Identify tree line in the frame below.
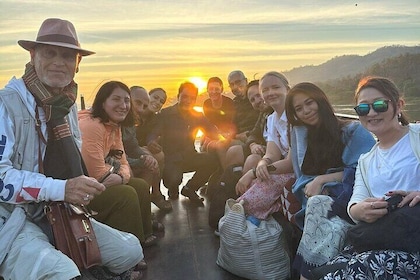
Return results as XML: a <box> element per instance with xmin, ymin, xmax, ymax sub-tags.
<box><xmin>318</xmin><ymin>53</ymin><xmax>420</xmax><ymax>105</ymax></box>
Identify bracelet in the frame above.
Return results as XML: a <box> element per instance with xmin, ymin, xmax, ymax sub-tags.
<box><xmin>252</xmin><ymin>167</ymin><xmax>257</xmax><ymax>178</ymax></box>
<box><xmin>262</xmin><ymin>157</ymin><xmax>272</xmax><ymax>164</ymax></box>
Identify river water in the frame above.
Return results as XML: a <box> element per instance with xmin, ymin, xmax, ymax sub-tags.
<box><xmin>334</xmin><ymin>101</ymin><xmax>420</xmax><ymax>122</ymax></box>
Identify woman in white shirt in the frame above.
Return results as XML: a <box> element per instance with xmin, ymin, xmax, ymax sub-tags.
<box><xmin>323</xmin><ymin>76</ymin><xmax>420</xmax><ymax>279</ymax></box>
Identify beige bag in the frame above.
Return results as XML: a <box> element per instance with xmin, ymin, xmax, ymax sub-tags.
<box><xmin>217</xmin><ymin>199</ymin><xmax>290</xmax><ymax>280</ymax></box>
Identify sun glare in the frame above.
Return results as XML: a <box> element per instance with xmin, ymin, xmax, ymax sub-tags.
<box><xmin>189</xmin><ymin>77</ymin><xmax>207</xmax><ymax>94</ymax></box>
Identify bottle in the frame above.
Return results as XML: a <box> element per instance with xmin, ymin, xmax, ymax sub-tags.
<box><xmin>246</xmin><ymin>215</ymin><xmax>261</xmax><ymax>227</ymax></box>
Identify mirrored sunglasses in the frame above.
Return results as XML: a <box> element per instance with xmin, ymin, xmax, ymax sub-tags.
<box><xmin>354</xmin><ymin>99</ymin><xmax>391</xmax><ymax>116</ymax></box>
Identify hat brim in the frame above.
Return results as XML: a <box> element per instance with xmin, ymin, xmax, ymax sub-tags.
<box><xmin>18</xmin><ymin>40</ymin><xmax>95</xmax><ymax>56</ymax></box>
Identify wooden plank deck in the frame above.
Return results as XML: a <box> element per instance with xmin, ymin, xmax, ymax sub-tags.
<box><xmin>142</xmin><ymin>173</ymin><xmax>246</xmax><ymax>280</ymax></box>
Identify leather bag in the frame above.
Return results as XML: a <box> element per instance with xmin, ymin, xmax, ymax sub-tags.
<box><xmin>45</xmin><ymin>202</ymin><xmax>102</xmax><ymax>269</ymax></box>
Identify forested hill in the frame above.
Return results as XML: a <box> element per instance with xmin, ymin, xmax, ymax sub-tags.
<box><xmin>284</xmin><ymin>45</ymin><xmax>420</xmax><ymax>84</ymax></box>
<box><xmin>315</xmin><ymin>51</ymin><xmax>420</xmax><ymax>105</ymax></box>
<box><xmin>189</xmin><ymin>45</ymin><xmax>420</xmax><ymax>108</ymax></box>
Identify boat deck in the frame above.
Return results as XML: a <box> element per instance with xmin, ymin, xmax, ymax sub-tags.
<box><xmin>142</xmin><ymin>174</ymin><xmax>246</xmax><ymax>280</ymax></box>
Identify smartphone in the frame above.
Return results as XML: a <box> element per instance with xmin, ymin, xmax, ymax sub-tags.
<box><xmin>386</xmin><ymin>194</ymin><xmax>403</xmax><ymax>213</ymax></box>
<box><xmin>98</xmin><ymin>166</ymin><xmax>115</xmax><ymax>183</ymax></box>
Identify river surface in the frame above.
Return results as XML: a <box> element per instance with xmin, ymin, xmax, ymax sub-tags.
<box><xmin>334</xmin><ymin>100</ymin><xmax>420</xmax><ymax>122</ymax></box>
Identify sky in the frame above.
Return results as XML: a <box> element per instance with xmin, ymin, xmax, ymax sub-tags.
<box><xmin>0</xmin><ymin>0</ymin><xmax>419</xmax><ymax>106</ymax></box>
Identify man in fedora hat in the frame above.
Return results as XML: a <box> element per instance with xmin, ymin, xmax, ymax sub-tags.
<box><xmin>0</xmin><ymin>18</ymin><xmax>143</xmax><ymax>279</ymax></box>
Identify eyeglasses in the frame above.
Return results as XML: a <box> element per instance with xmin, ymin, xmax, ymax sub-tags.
<box><xmin>354</xmin><ymin>99</ymin><xmax>391</xmax><ymax>116</ymax></box>
<box><xmin>228</xmin><ymin>79</ymin><xmax>246</xmax><ymax>88</ymax></box>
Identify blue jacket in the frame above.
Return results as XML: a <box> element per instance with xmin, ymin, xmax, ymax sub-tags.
<box><xmin>290</xmin><ymin>121</ymin><xmax>376</xmax><ymax>229</ymax></box>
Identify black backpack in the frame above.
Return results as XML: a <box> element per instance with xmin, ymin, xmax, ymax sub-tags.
<box><xmin>208</xmin><ymin>164</ymin><xmax>243</xmax><ymax>229</ymax></box>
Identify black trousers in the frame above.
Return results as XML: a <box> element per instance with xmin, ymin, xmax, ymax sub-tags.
<box><xmin>163</xmin><ymin>151</ymin><xmax>219</xmax><ymax>194</ymax></box>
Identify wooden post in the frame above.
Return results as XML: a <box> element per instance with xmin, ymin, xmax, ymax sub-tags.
<box><xmin>80</xmin><ymin>94</ymin><xmax>86</xmax><ymax>110</ymax></box>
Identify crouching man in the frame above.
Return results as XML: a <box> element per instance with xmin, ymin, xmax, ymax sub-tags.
<box><xmin>0</xmin><ymin>18</ymin><xmax>143</xmax><ymax>279</ymax></box>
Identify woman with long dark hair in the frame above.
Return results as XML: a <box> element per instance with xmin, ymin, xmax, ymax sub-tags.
<box><xmin>78</xmin><ymin>81</ymin><xmax>158</xmax><ymax>251</ymax></box>
<box><xmin>284</xmin><ymin>82</ymin><xmax>375</xmax><ymax>279</ymax></box>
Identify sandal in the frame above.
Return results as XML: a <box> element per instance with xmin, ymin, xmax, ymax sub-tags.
<box><xmin>142</xmin><ymin>234</ymin><xmax>158</xmax><ymax>247</ymax></box>
<box><xmin>130</xmin><ymin>270</ymin><xmax>143</xmax><ymax>280</ymax></box>
<box><xmin>151</xmin><ymin>193</ymin><xmax>172</xmax><ymax>211</ymax></box>
<box><xmin>152</xmin><ymin>220</ymin><xmax>165</xmax><ymax>233</ymax></box>
<box><xmin>134</xmin><ymin>259</ymin><xmax>148</xmax><ymax>271</ymax></box>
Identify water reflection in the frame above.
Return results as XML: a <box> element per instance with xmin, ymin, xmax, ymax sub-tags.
<box><xmin>334</xmin><ymin>102</ymin><xmax>420</xmax><ymax>122</ymax></box>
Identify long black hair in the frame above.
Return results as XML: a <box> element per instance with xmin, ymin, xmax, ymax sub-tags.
<box><xmin>286</xmin><ymin>82</ymin><xmax>347</xmax><ymax>174</ymax></box>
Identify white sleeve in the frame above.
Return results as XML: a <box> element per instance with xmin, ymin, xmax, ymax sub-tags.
<box><xmin>266</xmin><ymin>113</ymin><xmax>281</xmax><ymax>150</ymax></box>
<box><xmin>347</xmin><ymin>157</ymin><xmax>371</xmax><ymax>223</ymax></box>
<box><xmin>0</xmin><ymin>102</ymin><xmax>66</xmax><ymax>204</ymax></box>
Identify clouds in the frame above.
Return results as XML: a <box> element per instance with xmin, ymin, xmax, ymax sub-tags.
<box><xmin>0</xmin><ymin>0</ymin><xmax>419</xmax><ymax>103</ymax></box>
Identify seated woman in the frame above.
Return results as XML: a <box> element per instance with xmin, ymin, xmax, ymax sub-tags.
<box><xmin>271</xmin><ymin>82</ymin><xmax>375</xmax><ymax>279</ymax></box>
<box><xmin>235</xmin><ymin>71</ymin><xmax>295</xmax><ymax>220</ymax></box>
<box><xmin>322</xmin><ymin>76</ymin><xmax>420</xmax><ymax>279</ymax></box>
<box><xmin>78</xmin><ymin>81</ymin><xmax>158</xmax><ymax>251</ymax></box>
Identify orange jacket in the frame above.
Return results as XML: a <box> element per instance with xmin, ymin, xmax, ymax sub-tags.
<box><xmin>78</xmin><ymin>109</ymin><xmax>130</xmax><ymax>184</ymax></box>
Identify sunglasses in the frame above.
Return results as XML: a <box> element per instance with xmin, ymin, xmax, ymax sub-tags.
<box><xmin>354</xmin><ymin>99</ymin><xmax>391</xmax><ymax>116</ymax></box>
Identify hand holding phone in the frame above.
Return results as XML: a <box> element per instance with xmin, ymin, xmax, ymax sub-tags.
<box><xmin>98</xmin><ymin>166</ymin><xmax>115</xmax><ymax>183</ymax></box>
<box><xmin>386</xmin><ymin>194</ymin><xmax>403</xmax><ymax>213</ymax></box>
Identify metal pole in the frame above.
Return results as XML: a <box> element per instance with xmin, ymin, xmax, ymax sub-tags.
<box><xmin>80</xmin><ymin>94</ymin><xmax>86</xmax><ymax>110</ymax></box>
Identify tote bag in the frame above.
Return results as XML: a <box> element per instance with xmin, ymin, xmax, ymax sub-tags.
<box><xmin>217</xmin><ymin>199</ymin><xmax>290</xmax><ymax>280</ymax></box>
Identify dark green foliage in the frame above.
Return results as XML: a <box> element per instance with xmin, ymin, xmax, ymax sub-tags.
<box><xmin>317</xmin><ymin>53</ymin><xmax>420</xmax><ymax>104</ymax></box>
<box><xmin>283</xmin><ymin>46</ymin><xmax>420</xmax><ymax>120</ymax></box>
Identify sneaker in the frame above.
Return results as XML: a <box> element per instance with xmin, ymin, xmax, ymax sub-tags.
<box><xmin>181</xmin><ymin>187</ymin><xmax>204</xmax><ymax>204</ymax></box>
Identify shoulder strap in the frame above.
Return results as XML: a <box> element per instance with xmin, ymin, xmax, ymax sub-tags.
<box><xmin>35</xmin><ymin>106</ymin><xmax>47</xmax><ymax>174</ymax></box>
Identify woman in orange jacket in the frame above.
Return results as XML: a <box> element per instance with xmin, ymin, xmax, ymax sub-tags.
<box><xmin>78</xmin><ymin>81</ymin><xmax>158</xmax><ymax>249</ymax></box>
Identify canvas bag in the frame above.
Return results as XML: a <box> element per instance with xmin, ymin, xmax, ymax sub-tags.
<box><xmin>217</xmin><ymin>199</ymin><xmax>290</xmax><ymax>280</ymax></box>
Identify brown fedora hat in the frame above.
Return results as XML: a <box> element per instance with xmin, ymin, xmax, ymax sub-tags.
<box><xmin>18</xmin><ymin>18</ymin><xmax>95</xmax><ymax>56</ymax></box>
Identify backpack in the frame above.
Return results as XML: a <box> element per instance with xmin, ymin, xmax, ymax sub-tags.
<box><xmin>208</xmin><ymin>165</ymin><xmax>242</xmax><ymax>229</ymax></box>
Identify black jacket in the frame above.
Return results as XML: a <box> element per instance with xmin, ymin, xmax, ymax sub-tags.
<box><xmin>148</xmin><ymin>104</ymin><xmax>219</xmax><ymax>161</ymax></box>
<box><xmin>232</xmin><ymin>96</ymin><xmax>259</xmax><ymax>134</ymax></box>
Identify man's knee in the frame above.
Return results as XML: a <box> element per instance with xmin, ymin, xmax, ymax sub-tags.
<box><xmin>100</xmin><ymin>232</ymin><xmax>143</xmax><ymax>274</ymax></box>
<box><xmin>4</xmin><ymin>246</ymin><xmax>79</xmax><ymax>280</ymax></box>
<box><xmin>92</xmin><ymin>219</ymin><xmax>142</xmax><ymax>274</ymax></box>
<box><xmin>163</xmin><ymin>168</ymin><xmax>182</xmax><ymax>189</ymax></box>
<box><xmin>108</xmin><ymin>244</ymin><xmax>142</xmax><ymax>274</ymax></box>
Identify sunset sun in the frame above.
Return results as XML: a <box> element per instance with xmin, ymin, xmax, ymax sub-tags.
<box><xmin>189</xmin><ymin>77</ymin><xmax>207</xmax><ymax>94</ymax></box>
